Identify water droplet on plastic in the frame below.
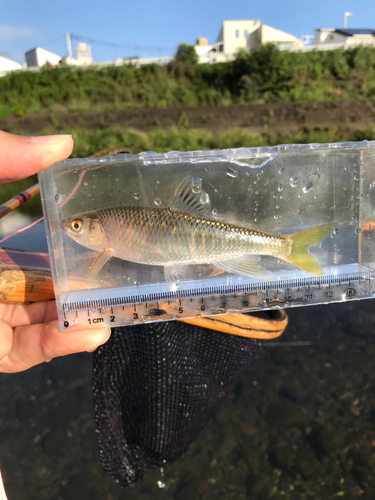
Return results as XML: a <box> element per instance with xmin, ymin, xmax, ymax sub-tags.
<box><xmin>303</xmin><ymin>182</ymin><xmax>313</xmax><ymax>193</ymax></box>
<box><xmin>54</xmin><ymin>193</ymin><xmax>65</xmax><ymax>204</ymax></box>
<box><xmin>73</xmin><ymin>169</ymin><xmax>77</xmax><ymax>174</ymax></box>
<box><xmin>175</xmin><ymin>280</ymin><xmax>180</xmax><ymax>287</ymax></box>
<box><xmin>254</xmin><ymin>218</ymin><xmax>257</xmax><ymax>222</ymax></box>
<box><xmin>157</xmin><ymin>481</ymin><xmax>166</xmax><ymax>489</ymax></box>
<box><xmin>355</xmin><ymin>227</ymin><xmax>361</xmax><ymax>234</ymax></box>
<box><xmin>133</xmin><ymin>193</ymin><xmax>141</xmax><ymax>200</ymax></box>
<box><xmin>274</xmin><ymin>215</ymin><xmax>278</xmax><ymax>219</ymax></box>
<box><xmin>278</xmin><ymin>167</ymin><xmax>284</xmax><ymax>174</ymax></box>
<box><xmin>200</xmin><ymin>192</ymin><xmax>209</xmax><ymax>205</ymax></box>
<box><xmin>212</xmin><ymin>208</ymin><xmax>217</xmax><ymax>216</ymax></box>
<box><xmin>290</xmin><ymin>177</ymin><xmax>299</xmax><ymax>188</ymax></box>
<box><xmin>154</xmin><ymin>197</ymin><xmax>161</xmax><ymax>206</ymax></box>
<box><xmin>297</xmin><ymin>209</ymin><xmax>301</xmax><ymax>214</ymax></box>
<box><xmin>191</xmin><ymin>177</ymin><xmax>202</xmax><ymax>193</ymax></box>
<box><xmin>227</xmin><ymin>166</ymin><xmax>238</xmax><ymax>178</ymax></box>
<box><xmin>84</xmin><ymin>182</ymin><xmax>88</xmax><ymax>187</ymax></box>
<box><xmin>334</xmin><ymin>228</ymin><xmax>339</xmax><ymax>235</ymax></box>
<box><xmin>278</xmin><ymin>184</ymin><xmax>283</xmax><ymax>192</ymax></box>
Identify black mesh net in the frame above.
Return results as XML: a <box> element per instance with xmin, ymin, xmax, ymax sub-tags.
<box><xmin>93</xmin><ymin>319</ymin><xmax>263</xmax><ymax>487</ymax></box>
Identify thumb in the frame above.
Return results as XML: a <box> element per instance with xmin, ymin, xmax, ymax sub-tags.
<box><xmin>0</xmin><ymin>131</ymin><xmax>74</xmax><ymax>184</ymax></box>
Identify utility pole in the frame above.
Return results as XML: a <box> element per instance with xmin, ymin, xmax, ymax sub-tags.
<box><xmin>343</xmin><ymin>12</ymin><xmax>353</xmax><ymax>29</ymax></box>
<box><xmin>66</xmin><ymin>32</ymin><xmax>73</xmax><ymax>60</ymax></box>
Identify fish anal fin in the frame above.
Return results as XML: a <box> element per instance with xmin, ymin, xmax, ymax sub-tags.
<box><xmin>213</xmin><ymin>255</ymin><xmax>273</xmax><ymax>279</ymax></box>
<box><xmin>284</xmin><ymin>224</ymin><xmax>335</xmax><ymax>275</ymax></box>
<box><xmin>164</xmin><ymin>263</ymin><xmax>189</xmax><ymax>285</ymax></box>
<box><xmin>88</xmin><ymin>249</ymin><xmax>113</xmax><ymax>278</ymax></box>
<box><xmin>168</xmin><ymin>176</ymin><xmax>211</xmax><ymax>217</ymax></box>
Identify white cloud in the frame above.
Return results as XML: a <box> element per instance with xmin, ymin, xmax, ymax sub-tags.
<box><xmin>0</xmin><ymin>25</ymin><xmax>36</xmax><ymax>43</ymax></box>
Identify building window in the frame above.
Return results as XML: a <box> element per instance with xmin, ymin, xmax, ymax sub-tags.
<box><xmin>235</xmin><ymin>29</ymin><xmax>239</xmax><ymax>38</ymax></box>
<box><xmin>244</xmin><ymin>29</ymin><xmax>248</xmax><ymax>38</ymax></box>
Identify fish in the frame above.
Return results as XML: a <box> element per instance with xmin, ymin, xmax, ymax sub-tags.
<box><xmin>61</xmin><ymin>176</ymin><xmax>334</xmax><ymax>283</ymax></box>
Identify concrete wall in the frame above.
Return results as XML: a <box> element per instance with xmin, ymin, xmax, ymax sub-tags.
<box><xmin>256</xmin><ymin>25</ymin><xmax>303</xmax><ymax>49</ymax></box>
<box><xmin>25</xmin><ymin>47</ymin><xmax>62</xmax><ymax>68</ymax></box>
<box><xmin>314</xmin><ymin>30</ymin><xmax>347</xmax><ymax>45</ymax></box>
<box><xmin>220</xmin><ymin>20</ymin><xmax>260</xmax><ymax>54</ymax></box>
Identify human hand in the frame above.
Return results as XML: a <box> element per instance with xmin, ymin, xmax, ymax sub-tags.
<box><xmin>0</xmin><ymin>131</ymin><xmax>111</xmax><ymax>373</ymax></box>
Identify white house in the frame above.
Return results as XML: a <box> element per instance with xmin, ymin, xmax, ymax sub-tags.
<box><xmin>25</xmin><ymin>47</ymin><xmax>62</xmax><ymax>68</ymax></box>
<box><xmin>0</xmin><ymin>56</ymin><xmax>23</xmax><ymax>75</ymax></box>
<box><xmin>314</xmin><ymin>28</ymin><xmax>375</xmax><ymax>47</ymax></box>
<box><xmin>216</xmin><ymin>20</ymin><xmax>261</xmax><ymax>54</ymax></box>
<box><xmin>195</xmin><ymin>20</ymin><xmax>303</xmax><ymax>61</ymax></box>
<box><xmin>0</xmin><ymin>56</ymin><xmax>23</xmax><ymax>77</ymax></box>
<box><xmin>255</xmin><ymin>25</ymin><xmax>303</xmax><ymax>50</ymax></box>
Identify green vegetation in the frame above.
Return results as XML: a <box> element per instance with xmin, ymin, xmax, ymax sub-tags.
<box><xmin>0</xmin><ymin>175</ymin><xmax>41</xmax><ymax>216</ymax></box>
<box><xmin>2</xmin><ymin>124</ymin><xmax>374</xmax><ymax>220</ymax></box>
<box><xmin>69</xmin><ymin>125</ymin><xmax>375</xmax><ymax>156</ymax></box>
<box><xmin>173</xmin><ymin>43</ymin><xmax>199</xmax><ymax>65</ymax></box>
<box><xmin>31</xmin><ymin>124</ymin><xmax>374</xmax><ymax>157</ymax></box>
<box><xmin>1</xmin><ymin>45</ymin><xmax>375</xmax><ymax>118</ymax></box>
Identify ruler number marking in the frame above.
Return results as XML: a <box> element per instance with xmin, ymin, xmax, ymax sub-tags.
<box><xmin>88</xmin><ymin>317</ymin><xmax>104</xmax><ymax>324</ymax></box>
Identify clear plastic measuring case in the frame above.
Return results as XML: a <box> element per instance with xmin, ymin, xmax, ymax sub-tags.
<box><xmin>39</xmin><ymin>142</ymin><xmax>375</xmax><ymax>331</ymax></box>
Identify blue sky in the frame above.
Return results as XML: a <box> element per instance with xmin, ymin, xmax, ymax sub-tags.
<box><xmin>1</xmin><ymin>0</ymin><xmax>375</xmax><ymax>64</ymax></box>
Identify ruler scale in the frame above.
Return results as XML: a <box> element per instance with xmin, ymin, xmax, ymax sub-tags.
<box><xmin>61</xmin><ymin>271</ymin><xmax>375</xmax><ymax>328</ymax></box>
<box><xmin>38</xmin><ymin>142</ymin><xmax>375</xmax><ymax>332</ymax></box>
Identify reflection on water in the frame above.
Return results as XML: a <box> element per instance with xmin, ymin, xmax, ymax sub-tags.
<box><xmin>0</xmin><ymin>212</ymin><xmax>47</xmax><ymax>252</ymax></box>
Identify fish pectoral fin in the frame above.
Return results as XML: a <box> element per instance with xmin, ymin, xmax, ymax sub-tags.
<box><xmin>213</xmin><ymin>255</ymin><xmax>273</xmax><ymax>279</ymax></box>
<box><xmin>168</xmin><ymin>175</ymin><xmax>211</xmax><ymax>217</ymax></box>
<box><xmin>164</xmin><ymin>263</ymin><xmax>189</xmax><ymax>285</ymax></box>
<box><xmin>88</xmin><ymin>249</ymin><xmax>113</xmax><ymax>278</ymax></box>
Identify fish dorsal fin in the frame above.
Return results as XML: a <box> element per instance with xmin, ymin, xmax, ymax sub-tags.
<box><xmin>169</xmin><ymin>176</ymin><xmax>211</xmax><ymax>217</ymax></box>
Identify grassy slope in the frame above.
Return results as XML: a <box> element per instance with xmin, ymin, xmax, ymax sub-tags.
<box><xmin>1</xmin><ymin>45</ymin><xmax>375</xmax><ymax>119</ymax></box>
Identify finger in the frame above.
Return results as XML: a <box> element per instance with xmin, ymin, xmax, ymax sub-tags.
<box><xmin>0</xmin><ymin>320</ymin><xmax>13</xmax><ymax>362</ymax></box>
<box><xmin>0</xmin><ymin>320</ymin><xmax>111</xmax><ymax>373</ymax></box>
<box><xmin>0</xmin><ymin>301</ymin><xmax>58</xmax><ymax>328</ymax></box>
<box><xmin>0</xmin><ymin>131</ymin><xmax>73</xmax><ymax>184</ymax></box>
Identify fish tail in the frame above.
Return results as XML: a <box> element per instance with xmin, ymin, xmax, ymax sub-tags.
<box><xmin>283</xmin><ymin>224</ymin><xmax>335</xmax><ymax>275</ymax></box>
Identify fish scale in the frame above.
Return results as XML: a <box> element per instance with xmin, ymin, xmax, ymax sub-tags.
<box><xmin>96</xmin><ymin>206</ymin><xmax>287</xmax><ymax>266</ymax></box>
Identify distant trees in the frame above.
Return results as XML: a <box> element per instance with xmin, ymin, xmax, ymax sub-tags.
<box><xmin>173</xmin><ymin>43</ymin><xmax>198</xmax><ymax>65</ymax></box>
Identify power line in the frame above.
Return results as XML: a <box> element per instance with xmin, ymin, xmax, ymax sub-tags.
<box><xmin>70</xmin><ymin>33</ymin><xmax>173</xmax><ymax>54</ymax></box>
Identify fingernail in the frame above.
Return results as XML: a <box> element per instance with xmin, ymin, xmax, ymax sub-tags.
<box><xmin>29</xmin><ymin>134</ymin><xmax>72</xmax><ymax>145</ymax></box>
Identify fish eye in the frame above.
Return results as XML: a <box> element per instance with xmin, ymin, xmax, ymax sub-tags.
<box><xmin>71</xmin><ymin>219</ymin><xmax>83</xmax><ymax>232</ymax></box>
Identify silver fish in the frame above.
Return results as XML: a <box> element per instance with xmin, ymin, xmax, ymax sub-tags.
<box><xmin>61</xmin><ymin>176</ymin><xmax>334</xmax><ymax>283</ymax></box>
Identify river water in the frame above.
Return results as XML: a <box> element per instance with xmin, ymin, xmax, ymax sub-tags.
<box><xmin>0</xmin><ymin>212</ymin><xmax>375</xmax><ymax>499</ymax></box>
